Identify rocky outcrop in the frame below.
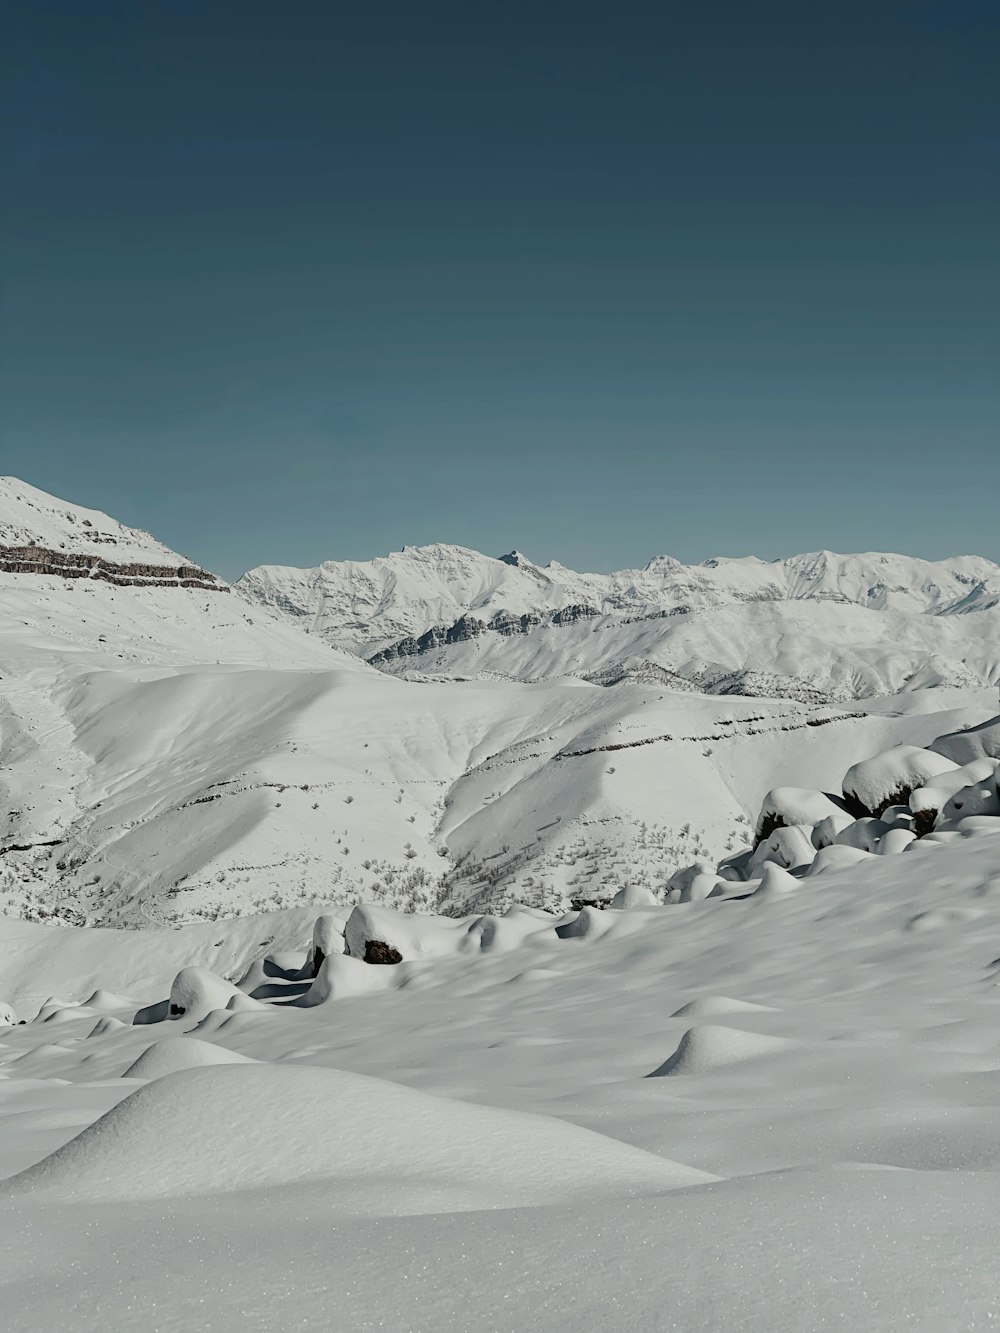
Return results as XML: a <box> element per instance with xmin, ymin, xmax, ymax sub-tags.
<box><xmin>367</xmin><ymin>603</ymin><xmax>599</xmax><ymax>666</ymax></box>
<box><xmin>0</xmin><ymin>544</ymin><xmax>226</xmax><ymax>591</ymax></box>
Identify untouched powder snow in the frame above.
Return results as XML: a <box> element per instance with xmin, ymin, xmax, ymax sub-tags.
<box><xmin>8</xmin><ymin>1062</ymin><xmax>713</xmax><ymax>1206</ymax></box>
<box><xmin>121</xmin><ymin>1036</ymin><xmax>257</xmax><ymax>1080</ymax></box>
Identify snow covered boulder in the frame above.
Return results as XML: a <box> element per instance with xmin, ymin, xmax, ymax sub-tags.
<box><xmin>834</xmin><ymin>817</ymin><xmax>893</xmax><ymax>853</ymax></box>
<box><xmin>877</xmin><ymin>828</ymin><xmax>917</xmax><ymax>856</ymax></box>
<box><xmin>805</xmin><ymin>845</ymin><xmax>879</xmax><ymax>877</ymax></box>
<box><xmin>609</xmin><ymin>884</ymin><xmax>659</xmax><ymax>910</ymax></box>
<box><xmin>754</xmin><ymin>788</ymin><xmax>848</xmax><ymax>846</ymax></box>
<box><xmin>167</xmin><ymin>967</ymin><xmax>244</xmax><ymax>1021</ymax></box>
<box><xmin>299</xmin><ymin>953</ymin><xmax>400</xmax><ymax>1005</ymax></box>
<box><xmin>343</xmin><ymin>904</ymin><xmax>468</xmax><ymax>963</ymax></box>
<box><xmin>665</xmin><ymin>861</ymin><xmax>717</xmax><ymax>897</ymax></box>
<box><xmin>747</xmin><ymin>825</ymin><xmax>817</xmax><ymax>876</ymax></box>
<box><xmin>940</xmin><ymin>777</ymin><xmax>1000</xmax><ymax>826</ymax></box>
<box><xmin>306</xmin><ymin>913</ymin><xmax>345</xmax><ymax>976</ymax></box>
<box><xmin>0</xmin><ymin>1001</ymin><xmax>16</xmax><ymax>1026</ymax></box>
<box><xmin>842</xmin><ymin>746</ymin><xmax>959</xmax><ymax>817</ymax></box>
<box><xmin>811</xmin><ymin>813</ymin><xmax>856</xmax><ymax>849</ymax></box>
<box><xmin>909</xmin><ymin>758</ymin><xmax>999</xmax><ymax>832</ymax></box>
<box><xmin>677</xmin><ymin>872</ymin><xmax>724</xmax><ymax>904</ymax></box>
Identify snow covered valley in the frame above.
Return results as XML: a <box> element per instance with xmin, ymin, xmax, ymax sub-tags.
<box><xmin>2</xmin><ymin>476</ymin><xmax>1000</xmax><ymax>1330</ymax></box>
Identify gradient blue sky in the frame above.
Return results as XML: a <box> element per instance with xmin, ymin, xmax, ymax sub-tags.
<box><xmin>3</xmin><ymin>0</ymin><xmax>998</xmax><ymax>579</ymax></box>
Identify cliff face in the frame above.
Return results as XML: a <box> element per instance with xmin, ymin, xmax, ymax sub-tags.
<box><xmin>0</xmin><ymin>544</ymin><xmax>226</xmax><ymax>590</ymax></box>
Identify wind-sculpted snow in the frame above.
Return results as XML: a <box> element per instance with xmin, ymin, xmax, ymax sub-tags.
<box><xmin>7</xmin><ymin>1062</ymin><xmax>713</xmax><ymax>1205</ymax></box>
<box><xmin>2</xmin><ymin>818</ymin><xmax>1000</xmax><ymax>1328</ymax></box>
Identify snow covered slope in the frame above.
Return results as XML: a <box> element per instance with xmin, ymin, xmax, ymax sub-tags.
<box><xmin>2</xmin><ymin>816</ymin><xmax>1000</xmax><ymax>1331</ymax></box>
<box><xmin>2</xmin><ymin>478</ymin><xmax>997</xmax><ymax>929</ymax></box>
<box><xmin>0</xmin><ymin>476</ymin><xmax>224</xmax><ymax>588</ymax></box>
<box><xmin>237</xmin><ymin>543</ymin><xmax>1000</xmax><ymax>699</ymax></box>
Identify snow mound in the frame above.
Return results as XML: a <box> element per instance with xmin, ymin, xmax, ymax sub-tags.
<box><xmin>649</xmin><ymin>1025</ymin><xmax>796</xmax><ymax>1077</ymax></box>
<box><xmin>6</xmin><ymin>1063</ymin><xmax>714</xmax><ymax>1206</ymax></box>
<box><xmin>86</xmin><ymin>1016</ymin><xmax>129</xmax><ymax>1038</ymax></box>
<box><xmin>940</xmin><ymin>777</ymin><xmax>1000</xmax><ymax>825</ymax></box>
<box><xmin>299</xmin><ymin>953</ymin><xmax>399</xmax><ymax>1005</ymax></box>
<box><xmin>754</xmin><ymin>787</ymin><xmax>848</xmax><ymax>842</ymax></box>
<box><xmin>122</xmin><ymin>1037</ymin><xmax>257</xmax><ymax>1081</ymax></box>
<box><xmin>748</xmin><ymin>825</ymin><xmax>817</xmax><ymax>875</ymax></box>
<box><xmin>843</xmin><ymin>746</ymin><xmax>959</xmax><ymax>816</ymax></box>
<box><xmin>167</xmin><ymin>967</ymin><xmax>245</xmax><ymax>1022</ymax></box>
<box><xmin>344</xmin><ymin>904</ymin><xmax>468</xmax><ymax>963</ymax></box>
<box><xmin>609</xmin><ymin>884</ymin><xmax>660</xmax><ymax>909</ymax></box>
<box><xmin>306</xmin><ymin>913</ymin><xmax>345</xmax><ymax>976</ymax></box>
<box><xmin>753</xmin><ymin>864</ymin><xmax>800</xmax><ymax>898</ymax></box>
<box><xmin>908</xmin><ymin>758</ymin><xmax>998</xmax><ymax>815</ymax></box>
<box><xmin>81</xmin><ymin>989</ymin><xmax>135</xmax><ymax>1013</ymax></box>
<box><xmin>671</xmin><ymin>996</ymin><xmax>778</xmax><ymax>1019</ymax></box>
<box><xmin>806</xmin><ymin>844</ymin><xmax>879</xmax><ymax>876</ymax></box>
<box><xmin>556</xmin><ymin>906</ymin><xmax>616</xmax><ymax>941</ymax></box>
<box><xmin>0</xmin><ymin>1001</ymin><xmax>17</xmax><ymax>1026</ymax></box>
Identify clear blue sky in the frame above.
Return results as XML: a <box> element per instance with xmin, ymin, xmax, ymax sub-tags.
<box><xmin>2</xmin><ymin>0</ymin><xmax>998</xmax><ymax>579</ymax></box>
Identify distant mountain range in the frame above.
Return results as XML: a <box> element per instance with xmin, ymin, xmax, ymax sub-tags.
<box><xmin>237</xmin><ymin>543</ymin><xmax>1000</xmax><ymax>702</ymax></box>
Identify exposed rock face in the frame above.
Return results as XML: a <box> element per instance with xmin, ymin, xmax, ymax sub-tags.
<box><xmin>0</xmin><ymin>544</ymin><xmax>226</xmax><ymax>591</ymax></box>
<box><xmin>368</xmin><ymin>603</ymin><xmax>599</xmax><ymax>666</ymax></box>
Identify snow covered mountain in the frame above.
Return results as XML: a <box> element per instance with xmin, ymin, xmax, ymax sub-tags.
<box><xmin>2</xmin><ymin>476</ymin><xmax>998</xmax><ymax>931</ymax></box>
<box><xmin>0</xmin><ymin>476</ymin><xmax>225</xmax><ymax>589</ymax></box>
<box><xmin>237</xmin><ymin>544</ymin><xmax>1000</xmax><ymax>700</ymax></box>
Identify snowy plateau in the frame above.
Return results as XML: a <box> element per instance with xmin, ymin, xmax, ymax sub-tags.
<box><xmin>2</xmin><ymin>473</ymin><xmax>1000</xmax><ymax>1332</ymax></box>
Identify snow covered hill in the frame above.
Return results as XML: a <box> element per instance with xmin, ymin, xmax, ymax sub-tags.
<box><xmin>2</xmin><ymin>477</ymin><xmax>998</xmax><ymax>930</ymax></box>
<box><xmin>0</xmin><ymin>476</ymin><xmax>224</xmax><ymax>589</ymax></box>
<box><xmin>237</xmin><ymin>543</ymin><xmax>1000</xmax><ymax>699</ymax></box>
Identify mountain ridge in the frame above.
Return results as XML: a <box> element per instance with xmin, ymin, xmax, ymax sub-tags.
<box><xmin>235</xmin><ymin>541</ymin><xmax>1000</xmax><ymax>700</ymax></box>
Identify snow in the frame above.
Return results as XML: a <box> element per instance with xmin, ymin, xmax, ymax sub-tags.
<box><xmin>0</xmin><ymin>476</ymin><xmax>201</xmax><ymax>566</ymax></box>
<box><xmin>4</xmin><ymin>482</ymin><xmax>999</xmax><ymax>924</ymax></box>
<box><xmin>842</xmin><ymin>744</ymin><xmax>959</xmax><ymax>814</ymax></box>
<box><xmin>237</xmin><ymin>542</ymin><xmax>1000</xmax><ymax>703</ymax></box>
<box><xmin>3</xmin><ymin>824</ymin><xmax>1000</xmax><ymax>1327</ymax></box>
<box><xmin>121</xmin><ymin>1036</ymin><xmax>257</xmax><ymax>1080</ymax></box>
<box><xmin>648</xmin><ymin>1024</ymin><xmax>798</xmax><ymax>1076</ymax></box>
<box><xmin>5</xmin><ymin>479</ymin><xmax>1000</xmax><ymax>1329</ymax></box>
<box><xmin>8</xmin><ymin>1062</ymin><xmax>712</xmax><ymax>1205</ymax></box>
